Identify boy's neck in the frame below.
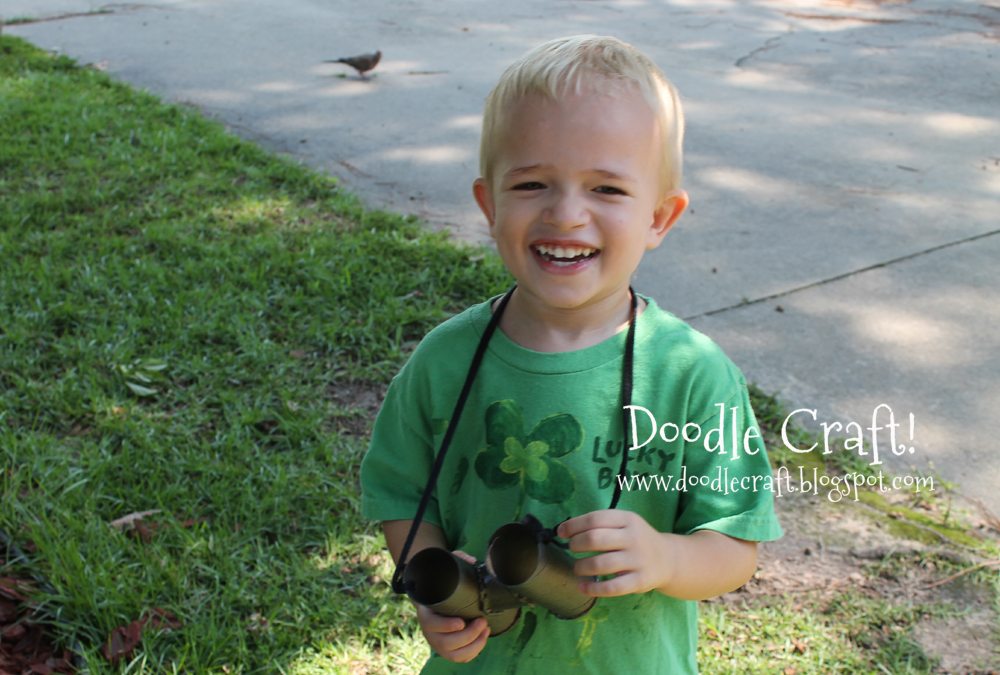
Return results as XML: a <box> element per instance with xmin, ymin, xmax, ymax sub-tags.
<box><xmin>493</xmin><ymin>287</ymin><xmax>645</xmax><ymax>353</ymax></box>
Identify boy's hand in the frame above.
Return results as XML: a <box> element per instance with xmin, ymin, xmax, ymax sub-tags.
<box><xmin>416</xmin><ymin>605</ymin><xmax>490</xmax><ymax>662</ymax></box>
<box><xmin>414</xmin><ymin>550</ymin><xmax>490</xmax><ymax>662</ymax></box>
<box><xmin>557</xmin><ymin>510</ymin><xmax>670</xmax><ymax>597</ymax></box>
<box><xmin>557</xmin><ymin>511</ymin><xmax>759</xmax><ymax>600</ymax></box>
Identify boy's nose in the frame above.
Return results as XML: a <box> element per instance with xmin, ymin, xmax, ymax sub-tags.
<box><xmin>542</xmin><ymin>189</ymin><xmax>588</xmax><ymax>229</ymax></box>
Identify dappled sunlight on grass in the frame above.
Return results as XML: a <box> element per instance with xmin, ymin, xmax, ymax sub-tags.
<box><xmin>0</xmin><ymin>33</ymin><xmax>510</xmax><ymax>673</ymax></box>
<box><xmin>209</xmin><ymin>195</ymin><xmax>300</xmax><ymax>233</ymax></box>
<box><xmin>699</xmin><ymin>590</ymin><xmax>941</xmax><ymax>674</ymax></box>
<box><xmin>292</xmin><ymin>629</ymin><xmax>428</xmax><ymax>675</ymax></box>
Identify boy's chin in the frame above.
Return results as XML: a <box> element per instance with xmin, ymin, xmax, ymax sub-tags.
<box><xmin>517</xmin><ymin>285</ymin><xmax>631</xmax><ymax>312</ymax></box>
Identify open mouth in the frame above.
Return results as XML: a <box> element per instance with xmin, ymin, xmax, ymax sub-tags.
<box><xmin>532</xmin><ymin>244</ymin><xmax>599</xmax><ymax>267</ymax></box>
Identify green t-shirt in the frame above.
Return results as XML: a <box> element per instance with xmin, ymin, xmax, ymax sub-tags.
<box><xmin>361</xmin><ymin>295</ymin><xmax>783</xmax><ymax>674</ymax></box>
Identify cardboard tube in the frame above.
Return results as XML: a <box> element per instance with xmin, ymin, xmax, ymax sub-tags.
<box><xmin>486</xmin><ymin>522</ymin><xmax>596</xmax><ymax>620</ymax></box>
<box><xmin>403</xmin><ymin>547</ymin><xmax>521</xmax><ymax>636</ymax></box>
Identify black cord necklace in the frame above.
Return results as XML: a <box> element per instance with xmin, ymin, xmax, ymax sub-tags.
<box><xmin>391</xmin><ymin>285</ymin><xmax>637</xmax><ymax>594</ymax></box>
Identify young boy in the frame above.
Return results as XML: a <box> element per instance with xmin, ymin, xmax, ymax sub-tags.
<box><xmin>360</xmin><ymin>35</ymin><xmax>782</xmax><ymax>673</ymax></box>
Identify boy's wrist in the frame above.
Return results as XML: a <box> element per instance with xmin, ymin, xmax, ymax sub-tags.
<box><xmin>652</xmin><ymin>530</ymin><xmax>758</xmax><ymax>601</ymax></box>
<box><xmin>652</xmin><ymin>531</ymin><xmax>682</xmax><ymax>596</ymax></box>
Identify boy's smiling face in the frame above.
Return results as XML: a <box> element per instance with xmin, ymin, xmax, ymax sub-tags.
<box><xmin>474</xmin><ymin>86</ymin><xmax>688</xmax><ymax>318</ymax></box>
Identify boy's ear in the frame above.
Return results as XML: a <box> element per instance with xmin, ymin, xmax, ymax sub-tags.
<box><xmin>646</xmin><ymin>189</ymin><xmax>689</xmax><ymax>250</ymax></box>
<box><xmin>473</xmin><ymin>178</ymin><xmax>497</xmax><ymax>236</ymax></box>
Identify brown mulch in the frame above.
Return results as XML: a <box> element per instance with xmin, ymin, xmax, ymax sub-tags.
<box><xmin>2</xmin><ymin>534</ymin><xmax>184</xmax><ymax>674</ymax></box>
<box><xmin>0</xmin><ymin>567</ymin><xmax>76</xmax><ymax>675</ymax></box>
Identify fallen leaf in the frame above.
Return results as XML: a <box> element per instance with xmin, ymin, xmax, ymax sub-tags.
<box><xmin>103</xmin><ymin>621</ymin><xmax>141</xmax><ymax>665</ymax></box>
<box><xmin>47</xmin><ymin>652</ymin><xmax>74</xmax><ymax>674</ymax></box>
<box><xmin>141</xmin><ymin>607</ymin><xmax>181</xmax><ymax>632</ymax></box>
<box><xmin>0</xmin><ymin>577</ymin><xmax>31</xmax><ymax>601</ymax></box>
<box><xmin>130</xmin><ymin>520</ymin><xmax>154</xmax><ymax>544</ymax></box>
<box><xmin>793</xmin><ymin>639</ymin><xmax>807</xmax><ymax>654</ymax></box>
<box><xmin>126</xmin><ymin>382</ymin><xmax>158</xmax><ymax>397</ymax></box>
<box><xmin>2</xmin><ymin>622</ymin><xmax>26</xmax><ymax>641</ymax></box>
<box><xmin>289</xmin><ymin>349</ymin><xmax>307</xmax><ymax>359</ymax></box>
<box><xmin>109</xmin><ymin>510</ymin><xmax>162</xmax><ymax>531</ymax></box>
<box><xmin>13</xmin><ymin>622</ymin><xmax>43</xmax><ymax>655</ymax></box>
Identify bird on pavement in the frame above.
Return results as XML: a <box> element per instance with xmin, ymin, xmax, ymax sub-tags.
<box><xmin>325</xmin><ymin>50</ymin><xmax>382</xmax><ymax>80</ymax></box>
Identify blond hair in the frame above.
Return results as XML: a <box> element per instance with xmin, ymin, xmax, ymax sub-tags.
<box><xmin>479</xmin><ymin>35</ymin><xmax>684</xmax><ymax>195</ymax></box>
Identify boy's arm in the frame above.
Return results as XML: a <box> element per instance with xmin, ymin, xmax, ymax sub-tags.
<box><xmin>382</xmin><ymin>519</ymin><xmax>449</xmax><ymax>564</ymax></box>
<box><xmin>557</xmin><ymin>510</ymin><xmax>758</xmax><ymax>601</ymax></box>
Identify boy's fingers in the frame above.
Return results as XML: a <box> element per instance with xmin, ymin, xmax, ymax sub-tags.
<box><xmin>566</xmin><ymin>525</ymin><xmax>631</xmax><ymax>554</ymax></box>
<box><xmin>574</xmin><ymin>550</ymin><xmax>631</xmax><ymax>578</ymax></box>
<box><xmin>441</xmin><ymin>620</ymin><xmax>490</xmax><ymax>662</ymax></box>
<box><xmin>417</xmin><ymin>605</ymin><xmax>466</xmax><ymax>633</ymax></box>
<box><xmin>579</xmin><ymin>572</ymin><xmax>638</xmax><ymax>598</ymax></box>
<box><xmin>452</xmin><ymin>550</ymin><xmax>478</xmax><ymax>564</ymax></box>
<box><xmin>557</xmin><ymin>510</ymin><xmax>627</xmax><ymax>539</ymax></box>
<box><xmin>440</xmin><ymin>617</ymin><xmax>487</xmax><ymax>644</ymax></box>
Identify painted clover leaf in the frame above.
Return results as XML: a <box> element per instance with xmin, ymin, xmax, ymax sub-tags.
<box><xmin>500</xmin><ymin>437</ymin><xmax>550</xmax><ymax>482</ymax></box>
<box><xmin>475</xmin><ymin>400</ymin><xmax>583</xmax><ymax>510</ymax></box>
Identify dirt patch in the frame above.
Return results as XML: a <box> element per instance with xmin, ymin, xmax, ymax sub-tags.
<box><xmin>713</xmin><ymin>488</ymin><xmax>1000</xmax><ymax>673</ymax></box>
<box><xmin>325</xmin><ymin>380</ymin><xmax>388</xmax><ymax>438</ymax></box>
<box><xmin>914</xmin><ymin>611</ymin><xmax>999</xmax><ymax>675</ymax></box>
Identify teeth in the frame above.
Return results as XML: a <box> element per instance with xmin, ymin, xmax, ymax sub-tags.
<box><xmin>535</xmin><ymin>245</ymin><xmax>596</xmax><ymax>259</ymax></box>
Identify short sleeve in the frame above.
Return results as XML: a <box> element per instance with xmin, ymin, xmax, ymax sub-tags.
<box><xmin>673</xmin><ymin>381</ymin><xmax>783</xmax><ymax>542</ymax></box>
<box><xmin>360</xmin><ymin>370</ymin><xmax>444</xmax><ymax>528</ymax></box>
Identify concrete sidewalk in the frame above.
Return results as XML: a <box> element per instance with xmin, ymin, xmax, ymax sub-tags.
<box><xmin>6</xmin><ymin>0</ymin><xmax>1000</xmax><ymax>513</ymax></box>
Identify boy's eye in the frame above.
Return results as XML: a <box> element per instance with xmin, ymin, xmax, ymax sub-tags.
<box><xmin>511</xmin><ymin>181</ymin><xmax>545</xmax><ymax>191</ymax></box>
<box><xmin>594</xmin><ymin>185</ymin><xmax>626</xmax><ymax>195</ymax></box>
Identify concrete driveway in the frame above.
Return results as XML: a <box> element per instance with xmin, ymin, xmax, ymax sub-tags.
<box><xmin>6</xmin><ymin>0</ymin><xmax>1000</xmax><ymax>513</ymax></box>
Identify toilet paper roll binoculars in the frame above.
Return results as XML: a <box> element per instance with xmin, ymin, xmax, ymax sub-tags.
<box><xmin>402</xmin><ymin>519</ymin><xmax>597</xmax><ymax>636</ymax></box>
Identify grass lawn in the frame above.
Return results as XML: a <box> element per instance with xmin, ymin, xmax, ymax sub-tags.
<box><xmin>0</xmin><ymin>34</ymin><xmax>507</xmax><ymax>673</ymax></box>
<box><xmin>1</xmin><ymin>34</ymin><xmax>997</xmax><ymax>674</ymax></box>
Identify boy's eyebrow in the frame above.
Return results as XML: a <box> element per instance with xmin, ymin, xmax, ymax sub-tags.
<box><xmin>592</xmin><ymin>169</ymin><xmax>637</xmax><ymax>182</ymax></box>
<box><xmin>504</xmin><ymin>164</ymin><xmax>543</xmax><ymax>179</ymax></box>
<box><xmin>503</xmin><ymin>165</ymin><xmax>637</xmax><ymax>182</ymax></box>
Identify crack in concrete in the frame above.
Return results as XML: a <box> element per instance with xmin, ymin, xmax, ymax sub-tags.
<box><xmin>735</xmin><ymin>36</ymin><xmax>784</xmax><ymax>68</ymax></box>
<box><xmin>683</xmin><ymin>227</ymin><xmax>1000</xmax><ymax>321</ymax></box>
<box><xmin>779</xmin><ymin>11</ymin><xmax>904</xmax><ymax>24</ymax></box>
